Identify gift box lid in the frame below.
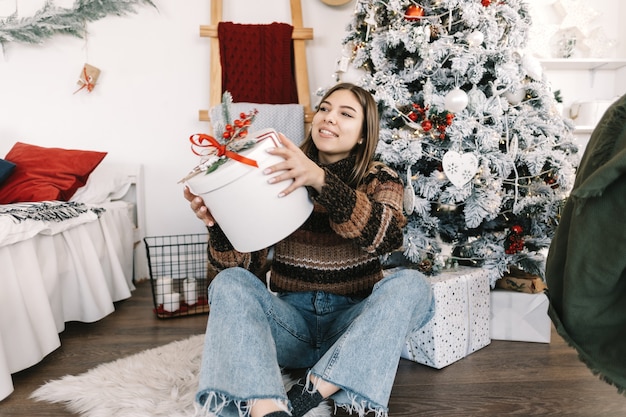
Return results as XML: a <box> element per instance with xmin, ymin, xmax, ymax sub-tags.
<box><xmin>185</xmin><ymin>128</ymin><xmax>282</xmax><ymax>194</ymax></box>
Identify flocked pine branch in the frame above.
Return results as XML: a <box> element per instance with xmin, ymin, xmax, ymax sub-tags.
<box><xmin>0</xmin><ymin>0</ymin><xmax>156</xmax><ymax>46</ymax></box>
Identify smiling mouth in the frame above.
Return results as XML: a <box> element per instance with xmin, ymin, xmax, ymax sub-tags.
<box><xmin>319</xmin><ymin>128</ymin><xmax>338</xmax><ymax>137</ymax></box>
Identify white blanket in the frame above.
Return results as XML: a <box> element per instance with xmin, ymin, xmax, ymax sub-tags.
<box><xmin>210</xmin><ymin>103</ymin><xmax>305</xmax><ymax>145</ymax></box>
<box><xmin>0</xmin><ymin>201</ymin><xmax>101</xmax><ymax>248</ymax></box>
<box><xmin>0</xmin><ymin>201</ymin><xmax>136</xmax><ymax>401</ymax></box>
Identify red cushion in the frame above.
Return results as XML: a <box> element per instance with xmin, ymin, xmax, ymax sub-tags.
<box><xmin>0</xmin><ymin>142</ymin><xmax>107</xmax><ymax>204</ymax></box>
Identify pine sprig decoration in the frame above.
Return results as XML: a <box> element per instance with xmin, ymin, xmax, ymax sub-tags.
<box><xmin>0</xmin><ymin>0</ymin><xmax>156</xmax><ymax>47</ymax></box>
<box><xmin>213</xmin><ymin>91</ymin><xmax>258</xmax><ymax>143</ymax></box>
<box><xmin>185</xmin><ymin>91</ymin><xmax>259</xmax><ymax>177</ymax></box>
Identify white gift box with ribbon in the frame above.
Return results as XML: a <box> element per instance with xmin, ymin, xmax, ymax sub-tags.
<box><xmin>185</xmin><ymin>128</ymin><xmax>314</xmax><ymax>253</ymax></box>
<box><xmin>490</xmin><ymin>289</ymin><xmax>551</xmax><ymax>343</ymax></box>
<box><xmin>401</xmin><ymin>267</ymin><xmax>491</xmax><ymax>369</ymax></box>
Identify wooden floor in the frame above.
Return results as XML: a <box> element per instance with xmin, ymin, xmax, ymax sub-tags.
<box><xmin>2</xmin><ymin>280</ymin><xmax>625</xmax><ymax>416</ymax></box>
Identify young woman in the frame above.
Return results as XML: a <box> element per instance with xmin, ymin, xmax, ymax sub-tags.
<box><xmin>184</xmin><ymin>83</ymin><xmax>434</xmax><ymax>417</ymax></box>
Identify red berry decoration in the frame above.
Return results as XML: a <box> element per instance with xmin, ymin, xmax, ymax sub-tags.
<box><xmin>481</xmin><ymin>0</ymin><xmax>491</xmax><ymax>6</ymax></box>
<box><xmin>505</xmin><ymin>224</ymin><xmax>525</xmax><ymax>254</ymax></box>
<box><xmin>421</xmin><ymin>120</ymin><xmax>433</xmax><ymax>132</ymax></box>
<box><xmin>505</xmin><ymin>235</ymin><xmax>524</xmax><ymax>254</ymax></box>
<box><xmin>222</xmin><ymin>108</ymin><xmax>259</xmax><ymax>142</ymax></box>
<box><xmin>408</xmin><ymin>111</ymin><xmax>419</xmax><ymax>122</ymax></box>
<box><xmin>405</xmin><ymin>4</ymin><xmax>425</xmax><ymax>21</ymax></box>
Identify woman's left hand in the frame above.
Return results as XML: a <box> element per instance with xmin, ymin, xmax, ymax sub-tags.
<box><xmin>263</xmin><ymin>133</ymin><xmax>325</xmax><ymax>197</ymax></box>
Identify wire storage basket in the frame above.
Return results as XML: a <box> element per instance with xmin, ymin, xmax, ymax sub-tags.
<box><xmin>144</xmin><ymin>233</ymin><xmax>210</xmax><ymax>318</ymax></box>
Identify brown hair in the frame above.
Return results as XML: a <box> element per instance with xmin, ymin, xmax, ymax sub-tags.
<box><xmin>300</xmin><ymin>82</ymin><xmax>381</xmax><ymax>186</ymax></box>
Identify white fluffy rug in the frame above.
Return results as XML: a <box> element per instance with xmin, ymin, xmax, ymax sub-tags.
<box><xmin>31</xmin><ymin>334</ymin><xmax>331</xmax><ymax>417</ymax></box>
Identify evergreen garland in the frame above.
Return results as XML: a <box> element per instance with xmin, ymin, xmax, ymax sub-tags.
<box><xmin>0</xmin><ymin>0</ymin><xmax>156</xmax><ymax>47</ymax></box>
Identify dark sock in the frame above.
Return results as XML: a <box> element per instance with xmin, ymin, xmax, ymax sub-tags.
<box><xmin>264</xmin><ymin>412</ymin><xmax>291</xmax><ymax>417</ymax></box>
<box><xmin>287</xmin><ymin>380</ymin><xmax>324</xmax><ymax>417</ymax></box>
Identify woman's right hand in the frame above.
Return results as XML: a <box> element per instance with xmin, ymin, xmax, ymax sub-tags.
<box><xmin>184</xmin><ymin>186</ymin><xmax>216</xmax><ymax>227</ymax></box>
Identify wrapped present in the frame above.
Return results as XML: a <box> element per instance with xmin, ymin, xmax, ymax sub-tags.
<box><xmin>74</xmin><ymin>63</ymin><xmax>100</xmax><ymax>94</ymax></box>
<box><xmin>490</xmin><ymin>289</ymin><xmax>550</xmax><ymax>343</ymax></box>
<box><xmin>495</xmin><ymin>266</ymin><xmax>547</xmax><ymax>294</ymax></box>
<box><xmin>183</xmin><ymin>128</ymin><xmax>313</xmax><ymax>252</ymax></box>
<box><xmin>401</xmin><ymin>267</ymin><xmax>491</xmax><ymax>369</ymax></box>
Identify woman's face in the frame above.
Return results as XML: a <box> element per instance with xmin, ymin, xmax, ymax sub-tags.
<box><xmin>311</xmin><ymin>89</ymin><xmax>364</xmax><ymax>165</ymax></box>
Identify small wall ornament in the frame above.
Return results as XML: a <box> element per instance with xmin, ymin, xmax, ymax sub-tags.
<box><xmin>73</xmin><ymin>63</ymin><xmax>100</xmax><ymax>94</ymax></box>
<box><xmin>320</xmin><ymin>0</ymin><xmax>352</xmax><ymax>6</ymax></box>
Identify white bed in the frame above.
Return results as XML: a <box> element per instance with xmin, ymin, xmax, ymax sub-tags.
<box><xmin>0</xmin><ymin>162</ymin><xmax>146</xmax><ymax>401</ymax></box>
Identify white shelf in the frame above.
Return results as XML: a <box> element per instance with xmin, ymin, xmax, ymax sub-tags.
<box><xmin>540</xmin><ymin>59</ymin><xmax>626</xmax><ymax>71</ymax></box>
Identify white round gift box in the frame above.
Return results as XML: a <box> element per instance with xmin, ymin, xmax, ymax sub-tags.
<box><xmin>185</xmin><ymin>128</ymin><xmax>314</xmax><ymax>252</ymax></box>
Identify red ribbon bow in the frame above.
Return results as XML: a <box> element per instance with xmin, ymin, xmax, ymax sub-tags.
<box><xmin>73</xmin><ymin>67</ymin><xmax>95</xmax><ymax>94</ymax></box>
<box><xmin>190</xmin><ymin>134</ymin><xmax>258</xmax><ymax>168</ymax></box>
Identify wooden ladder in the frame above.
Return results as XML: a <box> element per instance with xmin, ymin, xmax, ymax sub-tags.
<box><xmin>198</xmin><ymin>0</ymin><xmax>314</xmax><ymax>131</ymax></box>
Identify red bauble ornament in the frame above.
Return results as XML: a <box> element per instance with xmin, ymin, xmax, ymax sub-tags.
<box><xmin>405</xmin><ymin>4</ymin><xmax>425</xmax><ymax>21</ymax></box>
<box><xmin>482</xmin><ymin>0</ymin><xmax>491</xmax><ymax>6</ymax></box>
<box><xmin>408</xmin><ymin>111</ymin><xmax>419</xmax><ymax>122</ymax></box>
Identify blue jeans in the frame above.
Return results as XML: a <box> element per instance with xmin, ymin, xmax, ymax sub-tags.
<box><xmin>196</xmin><ymin>267</ymin><xmax>434</xmax><ymax>417</ymax></box>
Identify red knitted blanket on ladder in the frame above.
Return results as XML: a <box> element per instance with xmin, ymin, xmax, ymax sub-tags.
<box><xmin>217</xmin><ymin>22</ymin><xmax>298</xmax><ymax>104</ymax></box>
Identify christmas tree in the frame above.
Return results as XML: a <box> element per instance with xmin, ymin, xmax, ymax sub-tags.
<box><xmin>340</xmin><ymin>0</ymin><xmax>579</xmax><ymax>286</ymax></box>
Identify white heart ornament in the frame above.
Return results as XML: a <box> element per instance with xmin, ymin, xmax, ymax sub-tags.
<box><xmin>442</xmin><ymin>151</ymin><xmax>478</xmax><ymax>188</ymax></box>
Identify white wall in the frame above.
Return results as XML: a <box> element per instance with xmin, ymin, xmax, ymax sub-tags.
<box><xmin>524</xmin><ymin>0</ymin><xmax>626</xmax><ymax>152</ymax></box>
<box><xmin>0</xmin><ymin>0</ymin><xmax>355</xmax><ymax>237</ymax></box>
<box><xmin>525</xmin><ymin>0</ymin><xmax>626</xmax><ymax>106</ymax></box>
<box><xmin>1</xmin><ymin>1</ymin><xmax>624</xmax><ymax>237</ymax></box>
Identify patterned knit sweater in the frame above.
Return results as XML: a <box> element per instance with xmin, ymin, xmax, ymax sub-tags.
<box><xmin>206</xmin><ymin>154</ymin><xmax>406</xmax><ymax>297</ymax></box>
